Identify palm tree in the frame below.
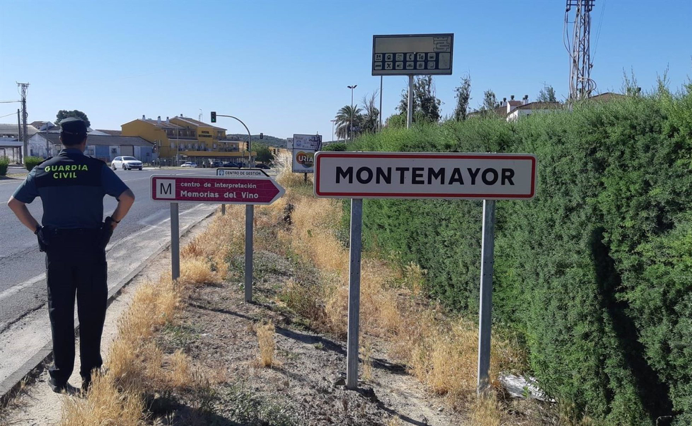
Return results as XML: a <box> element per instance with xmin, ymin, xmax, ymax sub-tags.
<box><xmin>334</xmin><ymin>105</ymin><xmax>362</xmax><ymax>140</ymax></box>
<box><xmin>360</xmin><ymin>91</ymin><xmax>380</xmax><ymax>134</ymax></box>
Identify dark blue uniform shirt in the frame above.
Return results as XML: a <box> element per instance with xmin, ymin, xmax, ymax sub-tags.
<box><xmin>13</xmin><ymin>148</ymin><xmax>129</xmax><ymax>229</ymax></box>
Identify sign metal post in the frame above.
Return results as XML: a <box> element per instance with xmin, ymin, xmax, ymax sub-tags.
<box><xmin>211</xmin><ymin>113</ymin><xmax>256</xmax><ymax>302</ymax></box>
<box><xmin>152</xmin><ymin>174</ymin><xmax>284</xmax><ymax>301</ymax></box>
<box><xmin>245</xmin><ymin>205</ymin><xmax>254</xmax><ymax>302</ymax></box>
<box><xmin>407</xmin><ymin>75</ymin><xmax>414</xmax><ymax>128</ymax></box>
<box><xmin>346</xmin><ymin>198</ymin><xmax>363</xmax><ymax>389</ymax></box>
<box><xmin>314</xmin><ymin>151</ymin><xmax>536</xmax><ymax>391</ymax></box>
<box><xmin>477</xmin><ymin>199</ymin><xmax>496</xmax><ymax>393</ymax></box>
<box><xmin>170</xmin><ymin>202</ymin><xmax>180</xmax><ymax>281</ymax></box>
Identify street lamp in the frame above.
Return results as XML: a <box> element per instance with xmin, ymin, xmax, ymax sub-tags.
<box><xmin>347</xmin><ymin>84</ymin><xmax>357</xmax><ymax>142</ymax></box>
<box><xmin>330</xmin><ymin>119</ymin><xmax>336</xmax><ymax>142</ymax></box>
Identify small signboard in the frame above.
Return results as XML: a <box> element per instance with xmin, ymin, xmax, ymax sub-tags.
<box><xmin>293</xmin><ymin>134</ymin><xmax>322</xmax><ymax>150</ymax></box>
<box><xmin>292</xmin><ymin>149</ymin><xmax>316</xmax><ymax>173</ymax></box>
<box><xmin>372</xmin><ymin>34</ymin><xmax>454</xmax><ymax>76</ymax></box>
<box><xmin>314</xmin><ymin>152</ymin><xmax>536</xmax><ymax>199</ymax></box>
<box><xmin>151</xmin><ymin>175</ymin><xmax>284</xmax><ymax>205</ymax></box>
<box><xmin>216</xmin><ymin>168</ymin><xmax>269</xmax><ymax>177</ymax></box>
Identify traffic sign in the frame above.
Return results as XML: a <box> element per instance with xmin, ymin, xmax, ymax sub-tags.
<box><xmin>151</xmin><ymin>175</ymin><xmax>284</xmax><ymax>205</ymax></box>
<box><xmin>292</xmin><ymin>149</ymin><xmax>315</xmax><ymax>173</ymax></box>
<box><xmin>314</xmin><ymin>152</ymin><xmax>536</xmax><ymax>199</ymax></box>
<box><xmin>372</xmin><ymin>34</ymin><xmax>454</xmax><ymax>76</ymax></box>
<box><xmin>293</xmin><ymin>134</ymin><xmax>322</xmax><ymax>150</ymax></box>
<box><xmin>216</xmin><ymin>168</ymin><xmax>268</xmax><ymax>177</ymax></box>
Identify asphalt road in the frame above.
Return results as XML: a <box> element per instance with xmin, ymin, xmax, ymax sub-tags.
<box><xmin>0</xmin><ymin>167</ymin><xmax>218</xmax><ymax>332</ymax></box>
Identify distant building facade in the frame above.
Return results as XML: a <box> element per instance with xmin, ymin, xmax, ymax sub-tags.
<box><xmin>121</xmin><ymin>115</ymin><xmax>254</xmax><ymax>165</ymax></box>
<box><xmin>29</xmin><ymin>133</ymin><xmax>154</xmax><ymax>162</ymax></box>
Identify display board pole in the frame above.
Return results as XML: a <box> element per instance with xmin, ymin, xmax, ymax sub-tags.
<box><xmin>170</xmin><ymin>202</ymin><xmax>180</xmax><ymax>281</ymax></box>
<box><xmin>477</xmin><ymin>199</ymin><xmax>496</xmax><ymax>394</ymax></box>
<box><xmin>245</xmin><ymin>204</ymin><xmax>254</xmax><ymax>302</ymax></box>
<box><xmin>407</xmin><ymin>75</ymin><xmax>414</xmax><ymax>128</ymax></box>
<box><xmin>346</xmin><ymin>198</ymin><xmax>363</xmax><ymax>390</ymax></box>
<box><xmin>379</xmin><ymin>76</ymin><xmax>383</xmax><ymax>131</ymax></box>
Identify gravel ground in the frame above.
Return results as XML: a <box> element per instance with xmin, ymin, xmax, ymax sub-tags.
<box><xmin>154</xmin><ymin>250</ymin><xmax>465</xmax><ymax>426</ymax></box>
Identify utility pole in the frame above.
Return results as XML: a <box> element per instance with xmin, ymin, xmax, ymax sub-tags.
<box><xmin>565</xmin><ymin>0</ymin><xmax>596</xmax><ymax>100</ymax></box>
<box><xmin>347</xmin><ymin>85</ymin><xmax>357</xmax><ymax>142</ymax></box>
<box><xmin>17</xmin><ymin>83</ymin><xmax>29</xmax><ymax>161</ymax></box>
<box><xmin>16</xmin><ymin>109</ymin><xmax>23</xmax><ymax>163</ymax></box>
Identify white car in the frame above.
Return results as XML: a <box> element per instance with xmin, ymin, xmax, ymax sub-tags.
<box><xmin>181</xmin><ymin>162</ymin><xmax>197</xmax><ymax>168</ymax></box>
<box><xmin>112</xmin><ymin>156</ymin><xmax>142</xmax><ymax>171</ymax></box>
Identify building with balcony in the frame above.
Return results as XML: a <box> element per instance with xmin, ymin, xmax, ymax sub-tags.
<box><xmin>121</xmin><ymin>115</ymin><xmax>255</xmax><ymax>165</ymax></box>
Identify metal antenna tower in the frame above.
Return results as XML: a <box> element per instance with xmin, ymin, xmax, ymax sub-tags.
<box><xmin>565</xmin><ymin>0</ymin><xmax>596</xmax><ymax>100</ymax></box>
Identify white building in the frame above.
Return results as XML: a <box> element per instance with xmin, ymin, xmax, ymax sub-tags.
<box><xmin>506</xmin><ymin>101</ymin><xmax>562</xmax><ymax>122</ymax></box>
<box><xmin>29</xmin><ymin>132</ymin><xmax>155</xmax><ymax>162</ymax></box>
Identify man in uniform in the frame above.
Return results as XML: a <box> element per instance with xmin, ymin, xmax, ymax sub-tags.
<box><xmin>7</xmin><ymin>117</ymin><xmax>135</xmax><ymax>393</ymax></box>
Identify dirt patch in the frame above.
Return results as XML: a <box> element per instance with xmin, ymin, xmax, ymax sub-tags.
<box><xmin>153</xmin><ymin>249</ymin><xmax>465</xmax><ymax>425</ymax></box>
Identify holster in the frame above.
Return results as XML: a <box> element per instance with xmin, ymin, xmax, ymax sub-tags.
<box><xmin>100</xmin><ymin>217</ymin><xmax>115</xmax><ymax>250</ymax></box>
<box><xmin>36</xmin><ymin>227</ymin><xmax>49</xmax><ymax>252</ymax></box>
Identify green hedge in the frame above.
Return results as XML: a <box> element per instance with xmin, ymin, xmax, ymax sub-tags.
<box><xmin>0</xmin><ymin>156</ymin><xmax>9</xmax><ymax>176</ymax></box>
<box><xmin>349</xmin><ymin>85</ymin><xmax>692</xmax><ymax>424</ymax></box>
<box><xmin>24</xmin><ymin>156</ymin><xmax>42</xmax><ymax>172</ymax></box>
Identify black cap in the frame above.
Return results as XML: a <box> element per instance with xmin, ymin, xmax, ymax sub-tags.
<box><xmin>60</xmin><ymin>117</ymin><xmax>87</xmax><ymax>135</ymax></box>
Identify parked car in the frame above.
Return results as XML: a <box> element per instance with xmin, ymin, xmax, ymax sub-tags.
<box><xmin>221</xmin><ymin>162</ymin><xmax>241</xmax><ymax>167</ymax></box>
<box><xmin>255</xmin><ymin>164</ymin><xmax>271</xmax><ymax>170</ymax></box>
<box><xmin>112</xmin><ymin>156</ymin><xmax>142</xmax><ymax>171</ymax></box>
<box><xmin>211</xmin><ymin>161</ymin><xmax>222</xmax><ymax>168</ymax></box>
<box><xmin>181</xmin><ymin>162</ymin><xmax>197</xmax><ymax>168</ymax></box>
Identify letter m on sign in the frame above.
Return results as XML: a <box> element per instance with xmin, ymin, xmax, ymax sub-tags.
<box><xmin>156</xmin><ymin>179</ymin><xmax>176</xmax><ymax>199</ymax></box>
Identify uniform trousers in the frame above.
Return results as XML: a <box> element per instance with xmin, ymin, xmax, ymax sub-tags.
<box><xmin>44</xmin><ymin>228</ymin><xmax>107</xmax><ymax>385</ymax></box>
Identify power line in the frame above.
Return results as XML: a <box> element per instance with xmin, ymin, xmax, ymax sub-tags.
<box><xmin>0</xmin><ymin>112</ymin><xmax>18</xmax><ymax>119</ymax></box>
<box><xmin>592</xmin><ymin>0</ymin><xmax>606</xmax><ymax>62</ymax></box>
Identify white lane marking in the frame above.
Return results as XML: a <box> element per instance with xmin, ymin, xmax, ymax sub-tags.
<box><xmin>0</xmin><ymin>274</ymin><xmax>46</xmax><ymax>302</ymax></box>
<box><xmin>0</xmin><ymin>203</ymin><xmax>212</xmax><ymax>303</ymax></box>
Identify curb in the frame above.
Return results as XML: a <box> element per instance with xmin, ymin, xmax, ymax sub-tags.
<box><xmin>0</xmin><ymin>209</ymin><xmax>216</xmax><ymax>405</ymax></box>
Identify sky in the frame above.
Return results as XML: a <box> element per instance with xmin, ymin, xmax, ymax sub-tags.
<box><xmin>0</xmin><ymin>0</ymin><xmax>690</xmax><ymax>141</ymax></box>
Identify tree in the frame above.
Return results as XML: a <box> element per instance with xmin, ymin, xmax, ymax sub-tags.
<box><xmin>55</xmin><ymin>110</ymin><xmax>91</xmax><ymax>128</ymax></box>
<box><xmin>385</xmin><ymin>113</ymin><xmax>406</xmax><ymax>129</ymax></box>
<box><xmin>254</xmin><ymin>144</ymin><xmax>274</xmax><ymax>165</ymax></box>
<box><xmin>536</xmin><ymin>84</ymin><xmax>557</xmax><ymax>102</ymax></box>
<box><xmin>397</xmin><ymin>75</ymin><xmax>442</xmax><ymax>124</ymax></box>
<box><xmin>360</xmin><ymin>91</ymin><xmax>380</xmax><ymax>134</ymax></box>
<box><xmin>482</xmin><ymin>90</ymin><xmax>498</xmax><ymax>111</ymax></box>
<box><xmin>334</xmin><ymin>105</ymin><xmax>363</xmax><ymax>140</ymax></box>
<box><xmin>453</xmin><ymin>75</ymin><xmax>472</xmax><ymax>121</ymax></box>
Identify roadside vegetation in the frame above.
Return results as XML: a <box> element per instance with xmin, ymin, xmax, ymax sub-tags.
<box><xmin>347</xmin><ymin>81</ymin><xmax>692</xmax><ymax>425</ymax></box>
<box><xmin>0</xmin><ymin>156</ymin><xmax>8</xmax><ymax>176</ymax></box>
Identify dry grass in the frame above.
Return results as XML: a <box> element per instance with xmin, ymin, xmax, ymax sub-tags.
<box><xmin>255</xmin><ymin>322</ymin><xmax>277</xmax><ymax>368</ymax></box>
<box><xmin>470</xmin><ymin>393</ymin><xmax>504</xmax><ymax>426</ymax></box>
<box><xmin>275</xmin><ymin>175</ymin><xmax>525</xmax><ymax>412</ymax></box>
<box><xmin>361</xmin><ymin>338</ymin><xmax>373</xmax><ymax>382</ymax></box>
<box><xmin>60</xmin><ymin>373</ymin><xmax>144</xmax><ymax>426</ymax></box>
<box><xmin>59</xmin><ymin>211</ymin><xmax>240</xmax><ymax>425</ymax></box>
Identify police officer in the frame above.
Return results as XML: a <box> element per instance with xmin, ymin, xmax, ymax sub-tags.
<box><xmin>7</xmin><ymin>117</ymin><xmax>135</xmax><ymax>394</ymax></box>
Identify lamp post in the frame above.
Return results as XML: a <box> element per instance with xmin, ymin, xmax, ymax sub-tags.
<box><xmin>347</xmin><ymin>84</ymin><xmax>357</xmax><ymax>142</ymax></box>
<box><xmin>330</xmin><ymin>119</ymin><xmax>336</xmax><ymax>142</ymax></box>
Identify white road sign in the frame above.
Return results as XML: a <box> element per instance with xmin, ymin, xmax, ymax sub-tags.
<box><xmin>314</xmin><ymin>152</ymin><xmax>536</xmax><ymax>199</ymax></box>
<box><xmin>292</xmin><ymin>149</ymin><xmax>315</xmax><ymax>173</ymax></box>
<box><xmin>293</xmin><ymin>134</ymin><xmax>322</xmax><ymax>150</ymax></box>
<box><xmin>216</xmin><ymin>168</ymin><xmax>268</xmax><ymax>177</ymax></box>
<box><xmin>372</xmin><ymin>34</ymin><xmax>454</xmax><ymax>76</ymax></box>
